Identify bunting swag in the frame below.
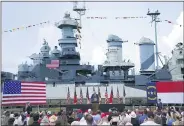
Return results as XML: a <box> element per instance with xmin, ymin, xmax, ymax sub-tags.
<box><xmin>3</xmin><ymin>21</ymin><xmax>50</xmax><ymax>33</ymax></box>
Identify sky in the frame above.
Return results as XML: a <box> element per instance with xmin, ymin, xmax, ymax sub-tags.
<box><xmin>2</xmin><ymin>2</ymin><xmax>183</xmax><ymax>74</ymax></box>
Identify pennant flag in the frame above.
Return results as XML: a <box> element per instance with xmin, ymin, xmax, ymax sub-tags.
<box><xmin>73</xmin><ymin>87</ymin><xmax>77</xmax><ymax>104</ymax></box>
<box><xmin>98</xmin><ymin>87</ymin><xmax>101</xmax><ymax>104</ymax></box>
<box><xmin>80</xmin><ymin>88</ymin><xmax>83</xmax><ymax>104</ymax></box>
<box><xmin>117</xmin><ymin>86</ymin><xmax>120</xmax><ymax>104</ymax></box>
<box><xmin>66</xmin><ymin>87</ymin><xmax>71</xmax><ymax>104</ymax></box>
<box><xmin>109</xmin><ymin>87</ymin><xmax>113</xmax><ymax>104</ymax></box>
<box><xmin>86</xmin><ymin>87</ymin><xmax>90</xmax><ymax>104</ymax></box>
<box><xmin>147</xmin><ymin>82</ymin><xmax>157</xmax><ymax>104</ymax></box>
<box><xmin>105</xmin><ymin>86</ymin><xmax>108</xmax><ymax>104</ymax></box>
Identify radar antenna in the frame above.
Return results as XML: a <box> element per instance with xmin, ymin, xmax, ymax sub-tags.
<box><xmin>73</xmin><ymin>1</ymin><xmax>86</xmax><ymax>27</ymax></box>
<box><xmin>147</xmin><ymin>9</ymin><xmax>161</xmax><ymax>70</ymax></box>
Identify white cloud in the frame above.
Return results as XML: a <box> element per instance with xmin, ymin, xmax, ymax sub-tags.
<box><xmin>91</xmin><ymin>46</ymin><xmax>106</xmax><ymax>65</ymax></box>
<box><xmin>34</xmin><ymin>23</ymin><xmax>61</xmax><ymax>54</ymax></box>
<box><xmin>159</xmin><ymin>11</ymin><xmax>183</xmax><ymax>57</ymax></box>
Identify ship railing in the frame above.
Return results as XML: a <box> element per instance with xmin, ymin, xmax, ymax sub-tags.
<box><xmin>62</xmin><ymin>51</ymin><xmax>80</xmax><ymax>56</ymax></box>
<box><xmin>103</xmin><ymin>62</ymin><xmax>135</xmax><ymax>67</ymax></box>
<box><xmin>55</xmin><ymin>19</ymin><xmax>78</xmax><ymax>27</ymax></box>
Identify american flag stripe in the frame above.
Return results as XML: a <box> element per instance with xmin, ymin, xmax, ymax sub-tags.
<box><xmin>2</xmin><ymin>94</ymin><xmax>46</xmax><ymax>96</ymax></box>
<box><xmin>3</xmin><ymin>97</ymin><xmax>46</xmax><ymax>100</ymax></box>
<box><xmin>21</xmin><ymin>87</ymin><xmax>45</xmax><ymax>90</ymax></box>
<box><xmin>3</xmin><ymin>92</ymin><xmax>46</xmax><ymax>95</ymax></box>
<box><xmin>3</xmin><ymin>96</ymin><xmax>45</xmax><ymax>98</ymax></box>
<box><xmin>21</xmin><ymin>90</ymin><xmax>46</xmax><ymax>93</ymax></box>
<box><xmin>21</xmin><ymin>82</ymin><xmax>45</xmax><ymax>84</ymax></box>
<box><xmin>21</xmin><ymin>83</ymin><xmax>46</xmax><ymax>86</ymax></box>
<box><xmin>21</xmin><ymin>85</ymin><xmax>45</xmax><ymax>87</ymax></box>
<box><xmin>2</xmin><ymin>81</ymin><xmax>46</xmax><ymax>106</ymax></box>
<box><xmin>3</xmin><ymin>99</ymin><xmax>46</xmax><ymax>102</ymax></box>
<box><xmin>2</xmin><ymin>101</ymin><xmax>46</xmax><ymax>105</ymax></box>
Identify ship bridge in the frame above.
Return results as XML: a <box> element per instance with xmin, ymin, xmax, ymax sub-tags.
<box><xmin>55</xmin><ymin>12</ymin><xmax>80</xmax><ymax>29</ymax></box>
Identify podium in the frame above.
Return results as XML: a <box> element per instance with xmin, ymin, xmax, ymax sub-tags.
<box><xmin>90</xmin><ymin>93</ymin><xmax>100</xmax><ymax>112</ymax></box>
<box><xmin>92</xmin><ymin>102</ymin><xmax>99</xmax><ymax>112</ymax></box>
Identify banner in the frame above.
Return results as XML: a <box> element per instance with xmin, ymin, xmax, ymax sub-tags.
<box><xmin>146</xmin><ymin>82</ymin><xmax>157</xmax><ymax>104</ymax></box>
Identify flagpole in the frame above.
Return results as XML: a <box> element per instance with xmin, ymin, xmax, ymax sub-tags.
<box><xmin>38</xmin><ymin>104</ymin><xmax>40</xmax><ymax>112</ymax></box>
<box><xmin>123</xmin><ymin>84</ymin><xmax>126</xmax><ymax>104</ymax></box>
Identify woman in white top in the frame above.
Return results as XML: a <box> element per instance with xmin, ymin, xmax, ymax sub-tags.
<box><xmin>13</xmin><ymin>113</ymin><xmax>19</xmax><ymax>126</ymax></box>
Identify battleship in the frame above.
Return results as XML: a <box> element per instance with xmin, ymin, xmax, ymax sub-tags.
<box><xmin>1</xmin><ymin>2</ymin><xmax>184</xmax><ymax>105</ymax></box>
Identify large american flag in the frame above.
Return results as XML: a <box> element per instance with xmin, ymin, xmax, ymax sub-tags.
<box><xmin>46</xmin><ymin>60</ymin><xmax>59</xmax><ymax>68</ymax></box>
<box><xmin>2</xmin><ymin>81</ymin><xmax>46</xmax><ymax>106</ymax></box>
<box><xmin>80</xmin><ymin>88</ymin><xmax>83</xmax><ymax>104</ymax></box>
<box><xmin>105</xmin><ymin>86</ymin><xmax>108</xmax><ymax>104</ymax></box>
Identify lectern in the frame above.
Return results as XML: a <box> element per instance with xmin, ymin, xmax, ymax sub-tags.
<box><xmin>91</xmin><ymin>92</ymin><xmax>99</xmax><ymax>112</ymax></box>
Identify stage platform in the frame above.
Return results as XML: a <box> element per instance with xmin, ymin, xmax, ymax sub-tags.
<box><xmin>60</xmin><ymin>104</ymin><xmax>125</xmax><ymax>112</ymax></box>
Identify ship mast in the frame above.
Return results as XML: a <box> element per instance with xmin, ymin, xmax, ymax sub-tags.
<box><xmin>73</xmin><ymin>1</ymin><xmax>86</xmax><ymax>27</ymax></box>
<box><xmin>147</xmin><ymin>9</ymin><xmax>161</xmax><ymax>70</ymax></box>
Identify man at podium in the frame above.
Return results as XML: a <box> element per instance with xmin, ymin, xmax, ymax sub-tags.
<box><xmin>91</xmin><ymin>91</ymin><xmax>99</xmax><ymax>112</ymax></box>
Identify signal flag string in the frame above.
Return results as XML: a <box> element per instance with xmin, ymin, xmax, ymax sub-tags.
<box><xmin>164</xmin><ymin>20</ymin><xmax>183</xmax><ymax>27</ymax></box>
<box><xmin>86</xmin><ymin>16</ymin><xmax>183</xmax><ymax>27</ymax></box>
<box><xmin>2</xmin><ymin>16</ymin><xmax>183</xmax><ymax>34</ymax></box>
<box><xmin>2</xmin><ymin>21</ymin><xmax>50</xmax><ymax>34</ymax></box>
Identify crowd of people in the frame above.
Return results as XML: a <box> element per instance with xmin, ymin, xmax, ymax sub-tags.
<box><xmin>1</xmin><ymin>106</ymin><xmax>184</xmax><ymax>126</ymax></box>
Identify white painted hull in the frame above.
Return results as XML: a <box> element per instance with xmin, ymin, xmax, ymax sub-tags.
<box><xmin>46</xmin><ymin>83</ymin><xmax>146</xmax><ymax>99</ymax></box>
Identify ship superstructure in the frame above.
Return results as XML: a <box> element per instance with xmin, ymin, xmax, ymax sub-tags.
<box><xmin>167</xmin><ymin>42</ymin><xmax>184</xmax><ymax>81</ymax></box>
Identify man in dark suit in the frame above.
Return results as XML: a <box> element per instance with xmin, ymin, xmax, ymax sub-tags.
<box><xmin>156</xmin><ymin>99</ymin><xmax>163</xmax><ymax>111</ymax></box>
<box><xmin>23</xmin><ymin>102</ymin><xmax>32</xmax><ymax>114</ymax></box>
<box><xmin>91</xmin><ymin>91</ymin><xmax>99</xmax><ymax>103</ymax></box>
